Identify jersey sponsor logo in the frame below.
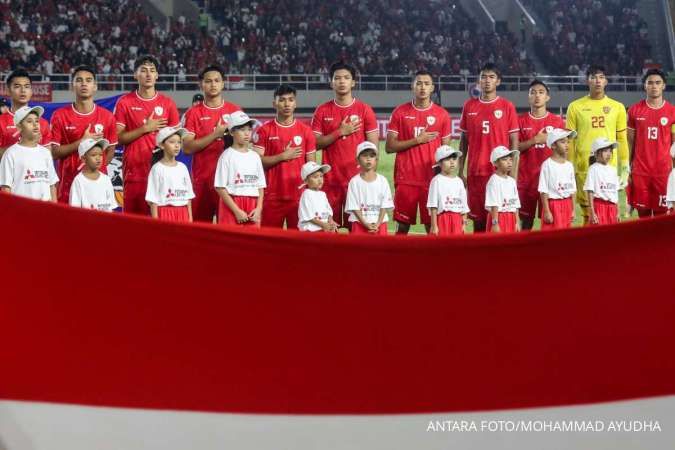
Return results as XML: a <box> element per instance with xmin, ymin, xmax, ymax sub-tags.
<box><xmin>467</xmin><ymin>112</ymin><xmax>478</xmax><ymax>116</ymax></box>
<box><xmin>404</xmin><ymin>116</ymin><xmax>416</xmax><ymax>120</ymax></box>
<box><xmin>635</xmin><ymin>117</ymin><xmax>646</xmax><ymax>121</ymax></box>
<box><xmin>154</xmin><ymin>106</ymin><xmax>164</xmax><ymax>116</ymax></box>
<box><xmin>131</xmin><ymin>107</ymin><xmax>143</xmax><ymax>111</ymax></box>
<box><xmin>94</xmin><ymin>123</ymin><xmax>104</xmax><ymax>134</ymax></box>
<box><xmin>200</xmin><ymin>116</ymin><xmax>211</xmax><ymax>121</ymax></box>
<box><xmin>293</xmin><ymin>135</ymin><xmax>303</xmax><ymax>146</ymax></box>
<box><xmin>602</xmin><ymin>106</ymin><xmax>611</xmax><ymax>114</ymax></box>
<box><xmin>494</xmin><ymin>110</ymin><xmax>503</xmax><ymax>119</ymax></box>
<box><xmin>65</xmin><ymin>125</ymin><xmax>77</xmax><ymax>130</ymax></box>
<box><xmin>323</xmin><ymin>117</ymin><xmax>334</xmax><ymax>122</ymax></box>
<box><xmin>660</xmin><ymin>117</ymin><xmax>668</xmax><ymax>126</ymax></box>
<box><xmin>268</xmin><ymin>136</ymin><xmax>280</xmax><ymax>140</ymax></box>
<box><xmin>426</xmin><ymin>116</ymin><xmax>436</xmax><ymax>126</ymax></box>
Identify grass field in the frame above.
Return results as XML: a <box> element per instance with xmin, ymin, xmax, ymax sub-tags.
<box><xmin>319</xmin><ymin>141</ymin><xmax>635</xmax><ymax>234</ymax></box>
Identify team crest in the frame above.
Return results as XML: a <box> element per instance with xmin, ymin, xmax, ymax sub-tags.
<box><xmin>222</xmin><ymin>113</ymin><xmax>230</xmax><ymax>124</ymax></box>
<box><xmin>94</xmin><ymin>123</ymin><xmax>104</xmax><ymax>134</ymax></box>
<box><xmin>350</xmin><ymin>114</ymin><xmax>359</xmax><ymax>123</ymax></box>
<box><xmin>293</xmin><ymin>135</ymin><xmax>302</xmax><ymax>146</ymax></box>
<box><xmin>154</xmin><ymin>106</ymin><xmax>164</xmax><ymax>116</ymax></box>
<box><xmin>602</xmin><ymin>106</ymin><xmax>611</xmax><ymax>114</ymax></box>
<box><xmin>545</xmin><ymin>126</ymin><xmax>554</xmax><ymax>133</ymax></box>
<box><xmin>494</xmin><ymin>109</ymin><xmax>503</xmax><ymax>119</ymax></box>
<box><xmin>660</xmin><ymin>117</ymin><xmax>668</xmax><ymax>126</ymax></box>
<box><xmin>252</xmin><ymin>132</ymin><xmax>259</xmax><ymax>143</ymax></box>
<box><xmin>426</xmin><ymin>116</ymin><xmax>436</xmax><ymax>126</ymax></box>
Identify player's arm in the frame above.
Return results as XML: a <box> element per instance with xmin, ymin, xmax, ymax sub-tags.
<box><xmin>518</xmin><ymin>130</ymin><xmax>546</xmax><ymax>151</ymax></box>
<box><xmin>51</xmin><ymin>125</ymin><xmax>104</xmax><ymax>159</ymax></box>
<box><xmin>183</xmin><ymin>118</ymin><xmax>227</xmax><ymax>155</ymax></box>
<box><xmin>117</xmin><ymin>112</ymin><xmax>166</xmax><ymax>145</ymax></box>
<box><xmin>458</xmin><ymin>132</ymin><xmax>468</xmax><ymax>182</ymax></box>
<box><xmin>352</xmin><ymin>209</ymin><xmax>370</xmax><ymax>228</ymax></box>
<box><xmin>565</xmin><ymin>104</ymin><xmax>577</xmax><ymax>163</ymax></box>
<box><xmin>385</xmin><ymin>128</ymin><xmax>438</xmax><ymax>153</ymax></box>
<box><xmin>366</xmin><ymin>130</ymin><xmax>379</xmax><ymax>146</ymax></box>
<box><xmin>315</xmin><ymin>116</ymin><xmax>361</xmax><ymax>149</ymax></box>
<box><xmin>260</xmin><ymin>141</ymin><xmax>303</xmax><ymax>169</ymax></box>
<box><xmin>510</xmin><ymin>131</ymin><xmax>521</xmax><ymax>181</ymax></box>
<box><xmin>627</xmin><ymin>128</ymin><xmax>635</xmax><ymax>164</ymax></box>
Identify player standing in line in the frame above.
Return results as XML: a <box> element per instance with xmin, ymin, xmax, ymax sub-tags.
<box><xmin>485</xmin><ymin>146</ymin><xmax>521</xmax><ymax>233</ymax></box>
<box><xmin>182</xmin><ymin>65</ymin><xmax>242</xmax><ymax>223</ymax></box>
<box><xmin>537</xmin><ymin>129</ymin><xmax>577</xmax><ymax>229</ymax></box>
<box><xmin>0</xmin><ymin>69</ymin><xmax>54</xmax><ymax>159</ymax></box>
<box><xmin>114</xmin><ymin>55</ymin><xmax>179</xmax><ymax>215</ymax></box>
<box><xmin>386</xmin><ymin>70</ymin><xmax>452</xmax><ymax>234</ymax></box>
<box><xmin>517</xmin><ymin>80</ymin><xmax>565</xmax><ymax>230</ymax></box>
<box><xmin>311</xmin><ymin>61</ymin><xmax>378</xmax><ymax>228</ymax></box>
<box><xmin>50</xmin><ymin>65</ymin><xmax>118</xmax><ymax>203</ymax></box>
<box><xmin>69</xmin><ymin>138</ymin><xmax>117</xmax><ymax>212</ymax></box>
<box><xmin>626</xmin><ymin>68</ymin><xmax>675</xmax><ymax>218</ymax></box>
<box><xmin>253</xmin><ymin>84</ymin><xmax>316</xmax><ymax>229</ymax></box>
<box><xmin>458</xmin><ymin>63</ymin><xmax>519</xmax><ymax>232</ymax></box>
<box><xmin>565</xmin><ymin>65</ymin><xmax>629</xmax><ymax>224</ymax></box>
<box><xmin>584</xmin><ymin>138</ymin><xmax>620</xmax><ymax>225</ymax></box>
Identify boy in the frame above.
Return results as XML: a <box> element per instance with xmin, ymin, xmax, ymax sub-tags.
<box><xmin>485</xmin><ymin>146</ymin><xmax>521</xmax><ymax>233</ymax></box>
<box><xmin>427</xmin><ymin>145</ymin><xmax>468</xmax><ymax>235</ymax></box>
<box><xmin>584</xmin><ymin>137</ymin><xmax>620</xmax><ymax>225</ymax></box>
<box><xmin>538</xmin><ymin>129</ymin><xmax>577</xmax><ymax>229</ymax></box>
<box><xmin>298</xmin><ymin>161</ymin><xmax>337</xmax><ymax>232</ymax></box>
<box><xmin>69</xmin><ymin>138</ymin><xmax>117</xmax><ymax>212</ymax></box>
<box><xmin>346</xmin><ymin>141</ymin><xmax>394</xmax><ymax>235</ymax></box>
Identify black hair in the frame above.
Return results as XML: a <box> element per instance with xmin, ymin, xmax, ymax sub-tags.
<box><xmin>198</xmin><ymin>64</ymin><xmax>226</xmax><ymax>80</ymax></box>
<box><xmin>192</xmin><ymin>93</ymin><xmax>204</xmax><ymax>103</ymax></box>
<box><xmin>413</xmin><ymin>70</ymin><xmax>434</xmax><ymax>82</ymax></box>
<box><xmin>642</xmin><ymin>68</ymin><xmax>667</xmax><ymax>84</ymax></box>
<box><xmin>134</xmin><ymin>55</ymin><xmax>160</xmax><ymax>71</ymax></box>
<box><xmin>586</xmin><ymin>65</ymin><xmax>606</xmax><ymax>78</ymax></box>
<box><xmin>151</xmin><ymin>148</ymin><xmax>163</xmax><ymax>166</ymax></box>
<box><xmin>72</xmin><ymin>65</ymin><xmax>97</xmax><ymax>80</ymax></box>
<box><xmin>528</xmin><ymin>79</ymin><xmax>549</xmax><ymax>93</ymax></box>
<box><xmin>274</xmin><ymin>84</ymin><xmax>297</xmax><ymax>98</ymax></box>
<box><xmin>5</xmin><ymin>69</ymin><xmax>31</xmax><ymax>87</ymax></box>
<box><xmin>329</xmin><ymin>61</ymin><xmax>357</xmax><ymax>80</ymax></box>
<box><xmin>479</xmin><ymin>63</ymin><xmax>501</xmax><ymax>80</ymax></box>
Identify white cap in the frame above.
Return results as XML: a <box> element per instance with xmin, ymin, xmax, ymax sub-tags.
<box><xmin>591</xmin><ymin>137</ymin><xmax>618</xmax><ymax>154</ymax></box>
<box><xmin>546</xmin><ymin>128</ymin><xmax>577</xmax><ymax>148</ymax></box>
<box><xmin>490</xmin><ymin>146</ymin><xmax>519</xmax><ymax>165</ymax></box>
<box><xmin>670</xmin><ymin>143</ymin><xmax>675</xmax><ymax>158</ymax></box>
<box><xmin>78</xmin><ymin>138</ymin><xmax>110</xmax><ymax>158</ymax></box>
<box><xmin>227</xmin><ymin>110</ymin><xmax>256</xmax><ymax>131</ymax></box>
<box><xmin>433</xmin><ymin>145</ymin><xmax>462</xmax><ymax>167</ymax></box>
<box><xmin>356</xmin><ymin>141</ymin><xmax>378</xmax><ymax>158</ymax></box>
<box><xmin>13</xmin><ymin>105</ymin><xmax>44</xmax><ymax>126</ymax></box>
<box><xmin>155</xmin><ymin>126</ymin><xmax>187</xmax><ymax>147</ymax></box>
<box><xmin>299</xmin><ymin>161</ymin><xmax>331</xmax><ymax>188</ymax></box>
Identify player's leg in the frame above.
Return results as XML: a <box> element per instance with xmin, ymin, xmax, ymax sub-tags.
<box><xmin>393</xmin><ymin>184</ymin><xmax>417</xmax><ymax>235</ymax></box>
<box><xmin>652</xmin><ymin>174</ymin><xmax>669</xmax><ymax>217</ymax></box>
<box><xmin>575</xmin><ymin>171</ymin><xmax>590</xmax><ymax>225</ymax></box>
<box><xmin>123</xmin><ymin>179</ymin><xmax>150</xmax><ymax>215</ymax></box>
<box><xmin>261</xmin><ymin>196</ymin><xmax>285</xmax><ymax>228</ymax></box>
<box><xmin>284</xmin><ymin>200</ymin><xmax>300</xmax><ymax>230</ymax></box>
<box><xmin>468</xmin><ymin>175</ymin><xmax>489</xmax><ymax>232</ymax></box>
<box><xmin>417</xmin><ymin>186</ymin><xmax>432</xmax><ymax>234</ymax></box>
<box><xmin>629</xmin><ymin>173</ymin><xmax>652</xmax><ymax>218</ymax></box>
<box><xmin>518</xmin><ymin>184</ymin><xmax>538</xmax><ymax>231</ymax></box>
<box><xmin>192</xmin><ymin>179</ymin><xmax>215</xmax><ymax>223</ymax></box>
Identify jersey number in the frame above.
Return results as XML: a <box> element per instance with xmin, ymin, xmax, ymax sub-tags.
<box><xmin>647</xmin><ymin>127</ymin><xmax>658</xmax><ymax>140</ymax></box>
<box><xmin>413</xmin><ymin>126</ymin><xmax>425</xmax><ymax>137</ymax></box>
<box><xmin>591</xmin><ymin>116</ymin><xmax>605</xmax><ymax>128</ymax></box>
<box><xmin>482</xmin><ymin>121</ymin><xmax>490</xmax><ymax>135</ymax></box>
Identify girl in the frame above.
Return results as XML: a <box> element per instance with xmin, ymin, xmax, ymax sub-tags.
<box><xmin>298</xmin><ymin>161</ymin><xmax>337</xmax><ymax>232</ymax></box>
<box><xmin>485</xmin><ymin>146</ymin><xmax>521</xmax><ymax>233</ymax></box>
<box><xmin>70</xmin><ymin>138</ymin><xmax>117</xmax><ymax>212</ymax></box>
<box><xmin>538</xmin><ymin>128</ymin><xmax>577</xmax><ymax>229</ymax></box>
<box><xmin>584</xmin><ymin>138</ymin><xmax>620</xmax><ymax>225</ymax></box>
<box><xmin>0</xmin><ymin>106</ymin><xmax>58</xmax><ymax>201</ymax></box>
<box><xmin>145</xmin><ymin>127</ymin><xmax>194</xmax><ymax>222</ymax></box>
<box><xmin>214</xmin><ymin>111</ymin><xmax>266</xmax><ymax>227</ymax></box>
<box><xmin>345</xmin><ymin>141</ymin><xmax>394</xmax><ymax>235</ymax></box>
<box><xmin>427</xmin><ymin>145</ymin><xmax>469</xmax><ymax>235</ymax></box>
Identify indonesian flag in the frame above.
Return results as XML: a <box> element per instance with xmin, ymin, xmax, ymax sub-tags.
<box><xmin>1</xmin><ymin>193</ymin><xmax>675</xmax><ymax>449</ymax></box>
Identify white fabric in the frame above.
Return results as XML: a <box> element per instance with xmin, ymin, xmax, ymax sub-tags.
<box><xmin>583</xmin><ymin>163</ymin><xmax>619</xmax><ymax>204</ymax></box>
<box><xmin>145</xmin><ymin>162</ymin><xmax>195</xmax><ymax>206</ymax></box>
<box><xmin>298</xmin><ymin>189</ymin><xmax>333</xmax><ymax>232</ymax></box>
<box><xmin>427</xmin><ymin>174</ymin><xmax>469</xmax><ymax>214</ymax></box>
<box><xmin>0</xmin><ymin>143</ymin><xmax>58</xmax><ymax>201</ymax></box>
<box><xmin>214</xmin><ymin>148</ymin><xmax>266</xmax><ymax>197</ymax></box>
<box><xmin>537</xmin><ymin>158</ymin><xmax>577</xmax><ymax>199</ymax></box>
<box><xmin>69</xmin><ymin>172</ymin><xmax>117</xmax><ymax>212</ymax></box>
<box><xmin>666</xmin><ymin>169</ymin><xmax>675</xmax><ymax>208</ymax></box>
<box><xmin>485</xmin><ymin>174</ymin><xmax>521</xmax><ymax>212</ymax></box>
<box><xmin>346</xmin><ymin>173</ymin><xmax>394</xmax><ymax>223</ymax></box>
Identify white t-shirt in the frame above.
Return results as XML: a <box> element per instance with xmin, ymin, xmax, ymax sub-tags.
<box><xmin>214</xmin><ymin>147</ymin><xmax>266</xmax><ymax>197</ymax></box>
<box><xmin>537</xmin><ymin>158</ymin><xmax>576</xmax><ymax>199</ymax></box>
<box><xmin>583</xmin><ymin>162</ymin><xmax>619</xmax><ymax>204</ymax></box>
<box><xmin>666</xmin><ymin>169</ymin><xmax>675</xmax><ymax>208</ymax></box>
<box><xmin>427</xmin><ymin>174</ymin><xmax>469</xmax><ymax>214</ymax></box>
<box><xmin>298</xmin><ymin>189</ymin><xmax>333</xmax><ymax>232</ymax></box>
<box><xmin>146</xmin><ymin>161</ymin><xmax>195</xmax><ymax>207</ymax></box>
<box><xmin>485</xmin><ymin>173</ymin><xmax>521</xmax><ymax>213</ymax></box>
<box><xmin>69</xmin><ymin>172</ymin><xmax>117</xmax><ymax>212</ymax></box>
<box><xmin>345</xmin><ymin>173</ymin><xmax>394</xmax><ymax>223</ymax></box>
<box><xmin>0</xmin><ymin>143</ymin><xmax>58</xmax><ymax>201</ymax></box>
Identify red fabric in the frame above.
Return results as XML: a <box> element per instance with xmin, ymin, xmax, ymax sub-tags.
<box><xmin>325</xmin><ymin>183</ymin><xmax>349</xmax><ymax>228</ymax></box>
<box><xmin>350</xmin><ymin>221</ymin><xmax>388</xmax><ymax>235</ymax></box>
<box><xmin>593</xmin><ymin>198</ymin><xmax>619</xmax><ymax>225</ymax></box>
<box><xmin>2</xmin><ymin>192</ymin><xmax>675</xmax><ymax>415</ymax></box>
<box><xmin>517</xmin><ymin>112</ymin><xmax>565</xmax><ymax>189</ymax></box>
<box><xmin>629</xmin><ymin>173</ymin><xmax>669</xmax><ymax>212</ymax></box>
<box><xmin>467</xmin><ymin>174</ymin><xmax>491</xmax><ymax>222</ymax></box>
<box><xmin>123</xmin><ymin>178</ymin><xmax>149</xmax><ymax>215</ymax></box>
<box><xmin>540</xmin><ymin>197</ymin><xmax>574</xmax><ymax>230</ymax></box>
<box><xmin>261</xmin><ymin>196</ymin><xmax>299</xmax><ymax>229</ymax></box>
<box><xmin>486</xmin><ymin>211</ymin><xmax>518</xmax><ymax>232</ymax></box>
<box><xmin>517</xmin><ymin>178</ymin><xmax>540</xmax><ymax>219</ymax></box>
<box><xmin>157</xmin><ymin>205</ymin><xmax>190</xmax><ymax>222</ymax></box>
<box><xmin>436</xmin><ymin>211</ymin><xmax>464</xmax><ymax>235</ymax></box>
<box><xmin>393</xmin><ymin>184</ymin><xmax>430</xmax><ymax>225</ymax></box>
<box><xmin>191</xmin><ymin>178</ymin><xmax>220</xmax><ymax>223</ymax></box>
<box><xmin>217</xmin><ymin>195</ymin><xmax>259</xmax><ymax>227</ymax></box>
<box><xmin>626</xmin><ymin>99</ymin><xmax>675</xmax><ymax>176</ymax></box>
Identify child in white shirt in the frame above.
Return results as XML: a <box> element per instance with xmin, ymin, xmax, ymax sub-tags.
<box><xmin>298</xmin><ymin>161</ymin><xmax>337</xmax><ymax>232</ymax></box>
<box><xmin>584</xmin><ymin>137</ymin><xmax>620</xmax><ymax>225</ymax></box>
<box><xmin>485</xmin><ymin>146</ymin><xmax>521</xmax><ymax>233</ymax></box>
<box><xmin>427</xmin><ymin>145</ymin><xmax>469</xmax><ymax>235</ymax></box>
<box><xmin>70</xmin><ymin>138</ymin><xmax>117</xmax><ymax>212</ymax></box>
<box><xmin>538</xmin><ymin>128</ymin><xmax>577</xmax><ymax>230</ymax></box>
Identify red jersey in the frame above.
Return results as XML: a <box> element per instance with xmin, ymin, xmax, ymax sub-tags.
<box><xmin>113</xmin><ymin>91</ymin><xmax>179</xmax><ymax>181</ymax></box>
<box><xmin>517</xmin><ymin>112</ymin><xmax>565</xmax><ymax>186</ymax></box>
<box><xmin>252</xmin><ymin>118</ymin><xmax>316</xmax><ymax>201</ymax></box>
<box><xmin>388</xmin><ymin>101</ymin><xmax>451</xmax><ymax>187</ymax></box>
<box><xmin>183</xmin><ymin>100</ymin><xmax>241</xmax><ymax>183</ymax></box>
<box><xmin>311</xmin><ymin>98</ymin><xmax>377</xmax><ymax>188</ymax></box>
<box><xmin>50</xmin><ymin>104</ymin><xmax>118</xmax><ymax>202</ymax></box>
<box><xmin>459</xmin><ymin>96</ymin><xmax>519</xmax><ymax>176</ymax></box>
<box><xmin>627</xmin><ymin>99</ymin><xmax>675</xmax><ymax>176</ymax></box>
<box><xmin>0</xmin><ymin>111</ymin><xmax>53</xmax><ymax>148</ymax></box>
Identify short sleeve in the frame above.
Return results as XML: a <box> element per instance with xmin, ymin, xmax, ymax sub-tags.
<box><xmin>616</xmin><ymin>102</ymin><xmax>627</xmax><ymax>132</ymax></box>
<box><xmin>69</xmin><ymin>177</ymin><xmax>82</xmax><ymax>207</ymax></box>
<box><xmin>47</xmin><ymin>155</ymin><xmax>59</xmax><ymax>185</ymax></box>
<box><xmin>251</xmin><ymin>123</ymin><xmax>268</xmax><ymax>151</ymax></box>
<box><xmin>256</xmin><ymin>155</ymin><xmax>266</xmax><ymax>189</ymax></box>
<box><xmin>440</xmin><ymin>109</ymin><xmax>452</xmax><ymax>139</ymax></box>
<box><xmin>626</xmin><ymin>106</ymin><xmax>636</xmax><ymax>130</ymax></box>
<box><xmin>305</xmin><ymin>126</ymin><xmax>317</xmax><ymax>153</ymax></box>
<box><xmin>460</xmin><ymin>184</ymin><xmax>470</xmax><ymax>213</ymax></box>
<box><xmin>387</xmin><ymin>106</ymin><xmax>402</xmax><ymax>135</ymax></box>
<box><xmin>459</xmin><ymin>101</ymin><xmax>469</xmax><ymax>132</ymax></box>
<box><xmin>311</xmin><ymin>106</ymin><xmax>324</xmax><ymax>135</ymax></box>
<box><xmin>565</xmin><ymin>103</ymin><xmax>577</xmax><ymax>132</ymax></box>
<box><xmin>363</xmin><ymin>104</ymin><xmax>378</xmax><ymax>134</ymax></box>
<box><xmin>484</xmin><ymin>177</ymin><xmax>499</xmax><ymax>208</ymax></box>
<box><xmin>214</xmin><ymin>154</ymin><xmax>228</xmax><ymax>188</ymax></box>
<box><xmin>298</xmin><ymin>191</ymin><xmax>314</xmax><ymax>222</ymax></box>
<box><xmin>113</xmin><ymin>98</ymin><xmax>128</xmax><ymax>129</ymax></box>
<box><xmin>381</xmin><ymin>177</ymin><xmax>394</xmax><ymax>209</ymax></box>
<box><xmin>167</xmin><ymin>99</ymin><xmax>180</xmax><ymax>128</ymax></box>
<box><xmin>512</xmin><ymin>180</ymin><xmax>521</xmax><ymax>209</ymax></box>
<box><xmin>145</xmin><ymin>165</ymin><xmax>161</xmax><ymax>203</ymax></box>
<box><xmin>39</xmin><ymin>118</ymin><xmax>54</xmax><ymax>146</ymax></box>
<box><xmin>426</xmin><ymin>177</ymin><xmax>439</xmax><ymax>208</ymax></box>
<box><xmin>105</xmin><ymin>113</ymin><xmax>119</xmax><ymax>146</ymax></box>
<box><xmin>537</xmin><ymin>162</ymin><xmax>548</xmax><ymax>194</ymax></box>
<box><xmin>345</xmin><ymin>178</ymin><xmax>359</xmax><ymax>212</ymax></box>
<box><xmin>507</xmin><ymin>102</ymin><xmax>519</xmax><ymax>133</ymax></box>
<box><xmin>183</xmin><ymin>107</ymin><xmax>198</xmax><ymax>135</ymax></box>
<box><xmin>583</xmin><ymin>167</ymin><xmax>595</xmax><ymax>192</ymax></box>
<box><xmin>50</xmin><ymin>111</ymin><xmax>65</xmax><ymax>146</ymax></box>
<box><xmin>0</xmin><ymin>150</ymin><xmax>15</xmax><ymax>188</ymax></box>
<box><xmin>182</xmin><ymin>164</ymin><xmax>195</xmax><ymax>199</ymax></box>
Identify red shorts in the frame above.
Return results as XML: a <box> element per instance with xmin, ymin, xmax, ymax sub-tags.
<box><xmin>350</xmin><ymin>222</ymin><xmax>388</xmax><ymax>235</ymax></box>
<box><xmin>192</xmin><ymin>178</ymin><xmax>220</xmax><ymax>223</ymax></box>
<box><xmin>628</xmin><ymin>173</ymin><xmax>669</xmax><ymax>212</ymax></box>
<box><xmin>436</xmin><ymin>211</ymin><xmax>464</xmax><ymax>235</ymax></box>
<box><xmin>325</xmin><ymin>184</ymin><xmax>349</xmax><ymax>228</ymax></box>
<box><xmin>157</xmin><ymin>205</ymin><xmax>190</xmax><ymax>223</ymax></box>
<box><xmin>393</xmin><ymin>184</ymin><xmax>430</xmax><ymax>225</ymax></box>
<box><xmin>217</xmin><ymin>195</ymin><xmax>260</xmax><ymax>227</ymax></box>
<box><xmin>486</xmin><ymin>212</ymin><xmax>518</xmax><ymax>233</ymax></box>
<box><xmin>467</xmin><ymin>175</ymin><xmax>491</xmax><ymax>223</ymax></box>
<box><xmin>517</xmin><ymin>178</ymin><xmax>540</xmax><ymax>219</ymax></box>
<box><xmin>123</xmin><ymin>178</ymin><xmax>150</xmax><ymax>215</ymax></box>
<box><xmin>540</xmin><ymin>197</ymin><xmax>574</xmax><ymax>230</ymax></box>
<box><xmin>593</xmin><ymin>198</ymin><xmax>618</xmax><ymax>225</ymax></box>
<box><xmin>261</xmin><ymin>196</ymin><xmax>299</xmax><ymax>229</ymax></box>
